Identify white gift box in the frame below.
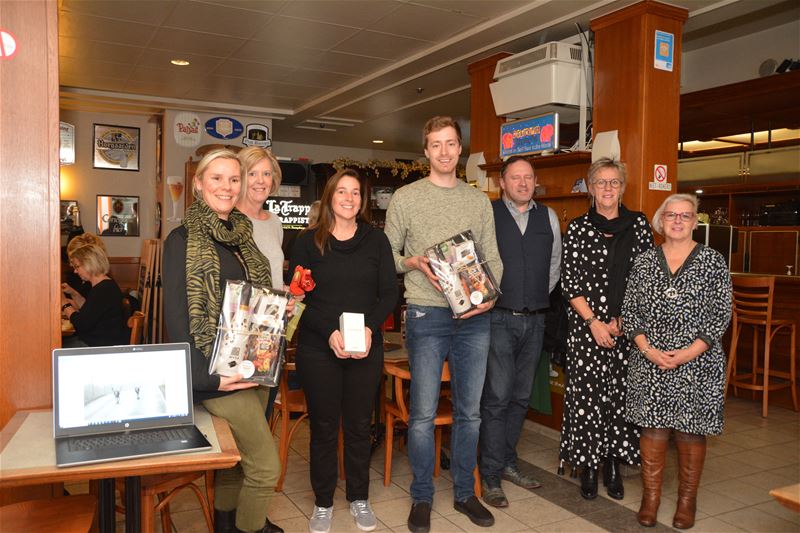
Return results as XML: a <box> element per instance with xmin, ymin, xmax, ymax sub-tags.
<box><xmin>339</xmin><ymin>312</ymin><xmax>366</xmax><ymax>355</ymax></box>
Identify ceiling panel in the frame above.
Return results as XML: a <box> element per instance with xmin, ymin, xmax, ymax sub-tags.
<box><xmin>137</xmin><ymin>48</ymin><xmax>226</xmax><ymax>71</ymax></box>
<box><xmin>408</xmin><ymin>0</ymin><xmax>529</xmax><ymax>19</ymax></box>
<box><xmin>127</xmin><ymin>64</ymin><xmax>208</xmax><ymax>87</ymax></box>
<box><xmin>212</xmin><ymin>60</ymin><xmax>297</xmax><ymax>82</ymax></box>
<box><xmin>252</xmin><ymin>15</ymin><xmax>360</xmax><ymax>50</ymax></box>
<box><xmin>279</xmin><ymin>0</ymin><xmax>400</xmax><ymax>27</ymax></box>
<box><xmin>183</xmin><ymin>87</ymin><xmax>303</xmax><ymax>109</ymax></box>
<box><xmin>60</xmin><ymin>0</ymin><xmax>176</xmax><ymax>26</ymax></box>
<box><xmin>148</xmin><ymin>27</ymin><xmax>247</xmax><ymax>57</ymax></box>
<box><xmin>59</xmin><ymin>36</ymin><xmax>144</xmax><ymax>64</ymax></box>
<box><xmin>232</xmin><ymin>41</ymin><xmax>322</xmax><ymax>66</ymax></box>
<box><xmin>60</xmin><ymin>56</ymin><xmax>134</xmax><ymax>80</ymax></box>
<box><xmin>333</xmin><ymin>30</ymin><xmax>431</xmax><ymax>60</ymax></box>
<box><xmin>59</xmin><ymin>11</ymin><xmax>159</xmax><ymax>46</ymax></box>
<box><xmin>201</xmin><ymin>0</ymin><xmax>287</xmax><ymax>14</ymax></box>
<box><xmin>162</xmin><ymin>0</ymin><xmax>273</xmax><ymax>37</ymax></box>
<box><xmin>285</xmin><ymin>68</ymin><xmax>359</xmax><ymax>88</ymax></box>
<box><xmin>370</xmin><ymin>2</ymin><xmax>482</xmax><ymax>41</ymax></box>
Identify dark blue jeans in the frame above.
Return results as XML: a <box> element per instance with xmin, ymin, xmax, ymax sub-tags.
<box><xmin>405</xmin><ymin>305</ymin><xmax>490</xmax><ymax>503</ymax></box>
<box><xmin>479</xmin><ymin>309</ymin><xmax>546</xmax><ymax>479</ymax></box>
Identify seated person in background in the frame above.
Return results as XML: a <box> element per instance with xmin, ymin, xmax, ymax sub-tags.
<box><xmin>62</xmin><ymin>232</ymin><xmax>107</xmax><ymax>301</ymax></box>
<box><xmin>62</xmin><ymin>243</ymin><xmax>129</xmax><ymax>347</ymax></box>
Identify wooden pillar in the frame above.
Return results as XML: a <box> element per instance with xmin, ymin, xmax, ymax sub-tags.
<box><xmin>0</xmin><ymin>0</ymin><xmax>60</xmax><ymax>428</ymax></box>
<box><xmin>591</xmin><ymin>0</ymin><xmax>688</xmax><ymax>218</ymax></box>
<box><xmin>467</xmin><ymin>53</ymin><xmax>511</xmax><ymax>166</ymax></box>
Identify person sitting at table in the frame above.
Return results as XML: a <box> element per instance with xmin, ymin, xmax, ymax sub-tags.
<box><xmin>290</xmin><ymin>169</ymin><xmax>398</xmax><ymax>533</ymax></box>
<box><xmin>62</xmin><ymin>232</ymin><xmax>107</xmax><ymax>300</ymax></box>
<box><xmin>163</xmin><ymin>149</ymin><xmax>284</xmax><ymax>533</ymax></box>
<box><xmin>61</xmin><ymin>243</ymin><xmax>129</xmax><ymax>347</ymax></box>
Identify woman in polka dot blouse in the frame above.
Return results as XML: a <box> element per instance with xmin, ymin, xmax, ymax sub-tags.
<box><xmin>558</xmin><ymin>158</ymin><xmax>654</xmax><ymax>501</ymax></box>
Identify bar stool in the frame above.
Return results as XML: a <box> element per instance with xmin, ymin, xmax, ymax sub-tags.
<box><xmin>725</xmin><ymin>275</ymin><xmax>798</xmax><ymax>417</ymax></box>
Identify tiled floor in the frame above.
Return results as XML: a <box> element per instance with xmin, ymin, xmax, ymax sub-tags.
<box><xmin>68</xmin><ymin>396</ymin><xmax>799</xmax><ymax>532</ymax></box>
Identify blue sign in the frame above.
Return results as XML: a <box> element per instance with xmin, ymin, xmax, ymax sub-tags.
<box><xmin>500</xmin><ymin>113</ymin><xmax>559</xmax><ymax>158</ymax></box>
<box><xmin>654</xmin><ymin>30</ymin><xmax>674</xmax><ymax>72</ymax></box>
<box><xmin>205</xmin><ymin>116</ymin><xmax>244</xmax><ymax>140</ymax></box>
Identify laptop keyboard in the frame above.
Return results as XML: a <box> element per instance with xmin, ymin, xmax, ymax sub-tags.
<box><xmin>68</xmin><ymin>428</ymin><xmax>193</xmax><ymax>452</ymax></box>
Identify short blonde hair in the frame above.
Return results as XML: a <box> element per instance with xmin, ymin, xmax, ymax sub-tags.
<box><xmin>238</xmin><ymin>146</ymin><xmax>282</xmax><ymax>195</ymax></box>
<box><xmin>587</xmin><ymin>158</ymin><xmax>627</xmax><ymax>198</ymax></box>
<box><xmin>69</xmin><ymin>243</ymin><xmax>110</xmax><ymax>277</ymax></box>
<box><xmin>192</xmin><ymin>149</ymin><xmax>245</xmax><ymax>203</ymax></box>
<box><xmin>652</xmin><ymin>193</ymin><xmax>700</xmax><ymax>235</ymax></box>
<box><xmin>67</xmin><ymin>233</ymin><xmax>106</xmax><ymax>256</ymax></box>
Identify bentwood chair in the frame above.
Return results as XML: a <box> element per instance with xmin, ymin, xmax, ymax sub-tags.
<box><xmin>726</xmin><ymin>275</ymin><xmax>798</xmax><ymax>417</ymax></box>
<box><xmin>0</xmin><ymin>495</ymin><xmax>97</xmax><ymax>533</ymax></box>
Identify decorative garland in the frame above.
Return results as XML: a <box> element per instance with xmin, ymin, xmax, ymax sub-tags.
<box><xmin>332</xmin><ymin>157</ymin><xmax>467</xmax><ymax>181</ymax></box>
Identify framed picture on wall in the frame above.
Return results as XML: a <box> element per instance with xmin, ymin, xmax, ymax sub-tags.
<box><xmin>96</xmin><ymin>195</ymin><xmax>140</xmax><ymax>236</ymax></box>
<box><xmin>60</xmin><ymin>200</ymin><xmax>80</xmax><ymax>234</ymax></box>
<box><xmin>92</xmin><ymin>124</ymin><xmax>140</xmax><ymax>171</ymax></box>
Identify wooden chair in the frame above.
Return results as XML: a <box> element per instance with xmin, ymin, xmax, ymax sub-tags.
<box><xmin>383</xmin><ymin>361</ymin><xmax>454</xmax><ymax>486</ymax></box>
<box><xmin>0</xmin><ymin>494</ymin><xmax>96</xmax><ymax>533</ymax></box>
<box><xmin>726</xmin><ymin>275</ymin><xmax>798</xmax><ymax>417</ymax></box>
<box><xmin>270</xmin><ymin>349</ymin><xmax>345</xmax><ymax>491</ymax></box>
<box><xmin>128</xmin><ymin>310</ymin><xmax>146</xmax><ymax>344</ymax></box>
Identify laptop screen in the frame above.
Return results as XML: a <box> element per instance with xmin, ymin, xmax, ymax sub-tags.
<box><xmin>53</xmin><ymin>343</ymin><xmax>194</xmax><ymax>437</ymax></box>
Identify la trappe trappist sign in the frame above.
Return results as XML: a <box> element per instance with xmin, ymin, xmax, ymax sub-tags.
<box><xmin>265</xmin><ymin>199</ymin><xmax>312</xmax><ymax>230</ymax></box>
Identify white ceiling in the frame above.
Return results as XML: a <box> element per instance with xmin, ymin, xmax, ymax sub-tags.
<box><xmin>58</xmin><ymin>0</ymin><xmax>797</xmax><ymax>154</ymax></box>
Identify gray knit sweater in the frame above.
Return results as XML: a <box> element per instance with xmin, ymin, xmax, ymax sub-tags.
<box><xmin>384</xmin><ymin>178</ymin><xmax>503</xmax><ymax>308</ymax></box>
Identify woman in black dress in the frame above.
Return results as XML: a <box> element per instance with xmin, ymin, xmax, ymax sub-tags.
<box><xmin>290</xmin><ymin>169</ymin><xmax>397</xmax><ymax>533</ymax></box>
<box><xmin>623</xmin><ymin>194</ymin><xmax>731</xmax><ymax>529</ymax></box>
<box><xmin>559</xmin><ymin>158</ymin><xmax>653</xmax><ymax>500</ymax></box>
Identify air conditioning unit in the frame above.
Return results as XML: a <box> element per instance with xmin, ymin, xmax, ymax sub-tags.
<box><xmin>490</xmin><ymin>42</ymin><xmax>587</xmax><ymax>121</ymax></box>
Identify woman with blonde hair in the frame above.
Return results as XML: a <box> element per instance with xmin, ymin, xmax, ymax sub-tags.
<box><xmin>62</xmin><ymin>242</ymin><xmax>129</xmax><ymax>347</ymax></box>
<box><xmin>623</xmin><ymin>193</ymin><xmax>731</xmax><ymax>529</ymax></box>
<box><xmin>163</xmin><ymin>149</ymin><xmax>283</xmax><ymax>533</ymax></box>
<box><xmin>63</xmin><ymin>232</ymin><xmax>107</xmax><ymax>300</ymax></box>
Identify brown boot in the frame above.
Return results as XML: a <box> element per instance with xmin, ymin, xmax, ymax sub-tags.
<box><xmin>637</xmin><ymin>428</ymin><xmax>670</xmax><ymax>527</ymax></box>
<box><xmin>673</xmin><ymin>433</ymin><xmax>706</xmax><ymax>529</ymax></box>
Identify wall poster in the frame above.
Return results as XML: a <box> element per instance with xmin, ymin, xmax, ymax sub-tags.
<box><xmin>93</xmin><ymin>124</ymin><xmax>140</xmax><ymax>171</ymax></box>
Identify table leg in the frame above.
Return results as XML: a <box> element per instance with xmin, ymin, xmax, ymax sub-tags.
<box><xmin>125</xmin><ymin>476</ymin><xmax>142</xmax><ymax>533</ymax></box>
<box><xmin>98</xmin><ymin>478</ymin><xmax>116</xmax><ymax>533</ymax></box>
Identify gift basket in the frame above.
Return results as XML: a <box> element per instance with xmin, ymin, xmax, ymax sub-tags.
<box><xmin>208</xmin><ymin>280</ymin><xmax>289</xmax><ymax>386</ymax></box>
<box><xmin>425</xmin><ymin>229</ymin><xmax>500</xmax><ymax>318</ymax></box>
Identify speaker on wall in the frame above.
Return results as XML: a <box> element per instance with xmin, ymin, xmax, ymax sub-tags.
<box><xmin>278</xmin><ymin>160</ymin><xmax>310</xmax><ymax>186</ymax></box>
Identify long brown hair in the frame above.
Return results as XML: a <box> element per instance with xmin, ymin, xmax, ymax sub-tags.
<box><xmin>308</xmin><ymin>169</ymin><xmax>370</xmax><ymax>254</ymax></box>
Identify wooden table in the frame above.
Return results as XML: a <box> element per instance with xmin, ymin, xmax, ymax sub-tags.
<box><xmin>0</xmin><ymin>407</ymin><xmax>240</xmax><ymax>533</ymax></box>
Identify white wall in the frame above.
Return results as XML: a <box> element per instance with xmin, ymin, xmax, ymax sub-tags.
<box><xmin>59</xmin><ymin>110</ymin><xmax>157</xmax><ymax>258</ymax></box>
<box><xmin>270</xmin><ymin>140</ymin><xmax>422</xmax><ymax>163</ymax></box>
<box><xmin>681</xmin><ymin>19</ymin><xmax>800</xmax><ymax>93</ymax></box>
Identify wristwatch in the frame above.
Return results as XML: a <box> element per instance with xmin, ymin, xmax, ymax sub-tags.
<box><xmin>584</xmin><ymin>315</ymin><xmax>597</xmax><ymax>326</ymax></box>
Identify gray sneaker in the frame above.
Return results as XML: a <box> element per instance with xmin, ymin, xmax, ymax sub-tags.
<box><xmin>350</xmin><ymin>500</ymin><xmax>377</xmax><ymax>531</ymax></box>
<box><xmin>502</xmin><ymin>465</ymin><xmax>542</xmax><ymax>489</ymax></box>
<box><xmin>309</xmin><ymin>505</ymin><xmax>333</xmax><ymax>533</ymax></box>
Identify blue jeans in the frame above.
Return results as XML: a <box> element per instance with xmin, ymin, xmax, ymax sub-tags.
<box><xmin>479</xmin><ymin>309</ymin><xmax>546</xmax><ymax>479</ymax></box>
<box><xmin>405</xmin><ymin>304</ymin><xmax>490</xmax><ymax>503</ymax></box>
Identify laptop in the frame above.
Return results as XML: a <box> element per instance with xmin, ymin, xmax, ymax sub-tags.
<box><xmin>53</xmin><ymin>342</ymin><xmax>212</xmax><ymax>467</ymax></box>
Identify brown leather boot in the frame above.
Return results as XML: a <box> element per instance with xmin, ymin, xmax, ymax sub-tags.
<box><xmin>673</xmin><ymin>433</ymin><xmax>706</xmax><ymax>529</ymax></box>
<box><xmin>638</xmin><ymin>428</ymin><xmax>670</xmax><ymax>527</ymax></box>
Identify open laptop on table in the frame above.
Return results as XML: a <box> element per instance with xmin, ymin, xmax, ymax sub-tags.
<box><xmin>53</xmin><ymin>342</ymin><xmax>211</xmax><ymax>467</ymax></box>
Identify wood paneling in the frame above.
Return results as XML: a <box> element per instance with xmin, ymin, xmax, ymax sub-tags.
<box><xmin>0</xmin><ymin>0</ymin><xmax>60</xmax><ymax>430</ymax></box>
<box><xmin>467</xmin><ymin>53</ymin><xmax>511</xmax><ymax>166</ymax></box>
<box><xmin>109</xmin><ymin>256</ymin><xmax>141</xmax><ymax>294</ymax></box>
<box><xmin>591</xmin><ymin>0</ymin><xmax>688</xmax><ymax>219</ymax></box>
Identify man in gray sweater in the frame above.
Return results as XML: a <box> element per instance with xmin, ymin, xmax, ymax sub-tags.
<box><xmin>385</xmin><ymin>116</ymin><xmax>503</xmax><ymax>533</ymax></box>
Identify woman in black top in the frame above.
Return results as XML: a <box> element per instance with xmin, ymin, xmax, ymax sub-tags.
<box><xmin>290</xmin><ymin>169</ymin><xmax>398</xmax><ymax>533</ymax></box>
<box><xmin>62</xmin><ymin>243</ymin><xmax>128</xmax><ymax>347</ymax></box>
<box><xmin>163</xmin><ymin>149</ymin><xmax>283</xmax><ymax>533</ymax></box>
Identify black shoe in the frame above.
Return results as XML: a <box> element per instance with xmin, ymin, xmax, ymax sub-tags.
<box><xmin>408</xmin><ymin>501</ymin><xmax>431</xmax><ymax>533</ymax></box>
<box><xmin>215</xmin><ymin>509</ymin><xmax>236</xmax><ymax>533</ymax></box>
<box><xmin>257</xmin><ymin>518</ymin><xmax>284</xmax><ymax>533</ymax></box>
<box><xmin>603</xmin><ymin>458</ymin><xmax>625</xmax><ymax>500</ymax></box>
<box><xmin>480</xmin><ymin>476</ymin><xmax>508</xmax><ymax>508</ymax></box>
<box><xmin>580</xmin><ymin>467</ymin><xmax>598</xmax><ymax>500</ymax></box>
<box><xmin>454</xmin><ymin>495</ymin><xmax>495</xmax><ymax>527</ymax></box>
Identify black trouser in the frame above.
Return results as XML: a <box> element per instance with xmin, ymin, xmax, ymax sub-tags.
<box><xmin>296</xmin><ymin>342</ymin><xmax>384</xmax><ymax>507</ymax></box>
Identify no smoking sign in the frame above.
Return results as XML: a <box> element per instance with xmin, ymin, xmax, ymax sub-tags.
<box><xmin>0</xmin><ymin>29</ymin><xmax>18</xmax><ymax>60</ymax></box>
<box><xmin>648</xmin><ymin>163</ymin><xmax>672</xmax><ymax>191</ymax></box>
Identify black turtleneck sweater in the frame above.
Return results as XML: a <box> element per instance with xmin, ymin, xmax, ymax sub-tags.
<box><xmin>289</xmin><ymin>221</ymin><xmax>398</xmax><ymax>351</ymax></box>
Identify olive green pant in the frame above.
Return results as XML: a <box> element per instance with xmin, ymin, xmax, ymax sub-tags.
<box><xmin>202</xmin><ymin>386</ymin><xmax>280</xmax><ymax>532</ymax></box>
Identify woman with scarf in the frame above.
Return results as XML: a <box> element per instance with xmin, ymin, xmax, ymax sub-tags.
<box><xmin>163</xmin><ymin>149</ymin><xmax>283</xmax><ymax>533</ymax></box>
<box><xmin>558</xmin><ymin>158</ymin><xmax>653</xmax><ymax>501</ymax></box>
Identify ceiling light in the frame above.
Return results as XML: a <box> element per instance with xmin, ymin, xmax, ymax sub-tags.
<box><xmin>695</xmin><ymin>189</ymin><xmax>704</xmax><ymax>194</ymax></box>
<box><xmin>170</xmin><ymin>59</ymin><xmax>190</xmax><ymax>66</ymax></box>
<box><xmin>372</xmin><ymin>139</ymin><xmax>384</xmax><ymax>144</ymax></box>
